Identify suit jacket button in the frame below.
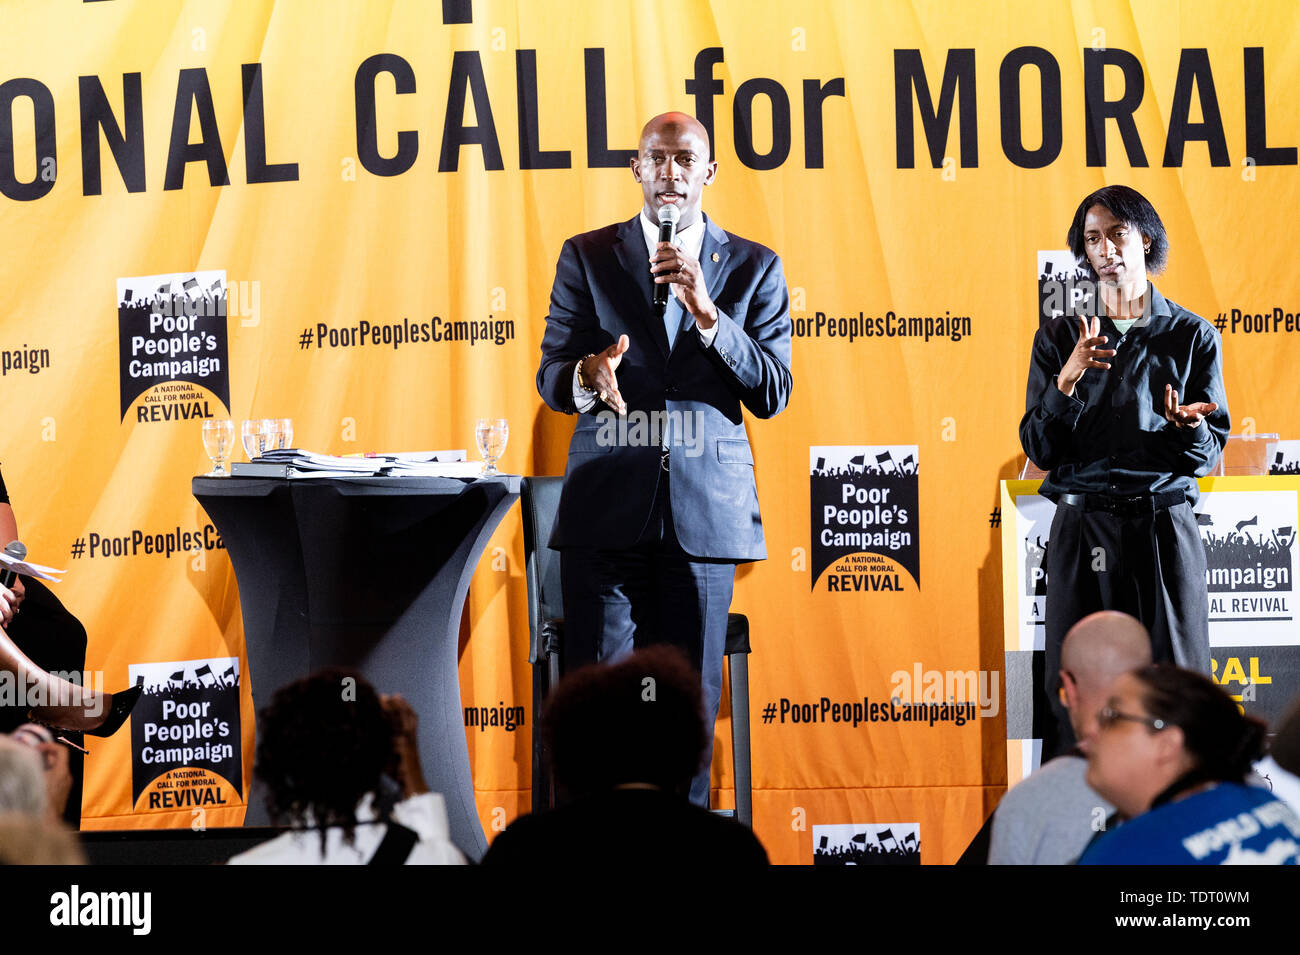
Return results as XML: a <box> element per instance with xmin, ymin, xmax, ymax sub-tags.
<box><xmin>665</xmin><ymin>386</ymin><xmax>678</xmax><ymax>396</ymax></box>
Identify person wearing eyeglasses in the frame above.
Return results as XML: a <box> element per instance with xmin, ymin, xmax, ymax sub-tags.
<box><xmin>1078</xmin><ymin>665</ymin><xmax>1300</xmax><ymax>865</ymax></box>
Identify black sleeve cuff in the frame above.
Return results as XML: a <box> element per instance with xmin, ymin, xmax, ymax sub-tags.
<box><xmin>1042</xmin><ymin>378</ymin><xmax>1085</xmax><ymax>424</ymax></box>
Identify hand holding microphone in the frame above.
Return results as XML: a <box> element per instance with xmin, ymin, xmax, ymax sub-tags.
<box><xmin>652</xmin><ymin>203</ymin><xmax>679</xmax><ymax>310</ymax></box>
<box><xmin>649</xmin><ymin>203</ymin><xmax>717</xmax><ymax>328</ymax></box>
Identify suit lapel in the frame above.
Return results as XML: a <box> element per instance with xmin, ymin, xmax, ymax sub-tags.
<box><xmin>613</xmin><ymin>215</ymin><xmax>670</xmax><ymax>360</ymax></box>
<box><xmin>699</xmin><ymin>213</ymin><xmax>731</xmax><ymax>298</ymax></box>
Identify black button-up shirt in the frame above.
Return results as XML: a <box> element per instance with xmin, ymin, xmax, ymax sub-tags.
<box><xmin>1019</xmin><ymin>283</ymin><xmax>1229</xmax><ymax>504</ymax></box>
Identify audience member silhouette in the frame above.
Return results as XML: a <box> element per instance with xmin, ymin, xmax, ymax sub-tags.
<box><xmin>483</xmin><ymin>645</ymin><xmax>768</xmax><ymax>866</ymax></box>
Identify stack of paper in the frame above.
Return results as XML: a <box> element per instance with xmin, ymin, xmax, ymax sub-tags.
<box><xmin>233</xmin><ymin>449</ymin><xmax>480</xmax><ymax>479</ymax></box>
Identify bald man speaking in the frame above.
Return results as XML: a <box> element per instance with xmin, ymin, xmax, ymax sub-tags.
<box><xmin>537</xmin><ymin>112</ymin><xmax>793</xmax><ymax>806</ymax></box>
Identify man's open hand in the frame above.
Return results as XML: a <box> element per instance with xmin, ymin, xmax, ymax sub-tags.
<box><xmin>582</xmin><ymin>335</ymin><xmax>629</xmax><ymax>414</ymax></box>
<box><xmin>1164</xmin><ymin>384</ymin><xmax>1218</xmax><ymax>429</ymax></box>
<box><xmin>1058</xmin><ymin>316</ymin><xmax>1117</xmax><ymax>396</ymax></box>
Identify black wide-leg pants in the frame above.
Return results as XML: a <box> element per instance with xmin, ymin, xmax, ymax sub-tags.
<box><xmin>1042</xmin><ymin>498</ymin><xmax>1210</xmax><ymax>757</ymax></box>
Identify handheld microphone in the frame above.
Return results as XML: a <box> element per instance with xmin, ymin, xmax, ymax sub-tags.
<box><xmin>1</xmin><ymin>540</ymin><xmax>25</xmax><ymax>589</ymax></box>
<box><xmin>652</xmin><ymin>203</ymin><xmax>680</xmax><ymax>310</ymax></box>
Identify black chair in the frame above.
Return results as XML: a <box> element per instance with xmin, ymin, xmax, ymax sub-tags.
<box><xmin>520</xmin><ymin>476</ymin><xmax>754</xmax><ymax>826</ymax></box>
<box><xmin>520</xmin><ymin>476</ymin><xmax>565</xmax><ymax>813</ymax></box>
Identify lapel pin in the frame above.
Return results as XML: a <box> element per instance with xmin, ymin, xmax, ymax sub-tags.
<box><xmin>711</xmin><ymin>252</ymin><xmax>719</xmax><ymax>262</ymax></box>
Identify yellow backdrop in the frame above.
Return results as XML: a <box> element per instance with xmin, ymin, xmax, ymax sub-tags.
<box><xmin>1</xmin><ymin>0</ymin><xmax>1297</xmax><ymax>863</ymax></box>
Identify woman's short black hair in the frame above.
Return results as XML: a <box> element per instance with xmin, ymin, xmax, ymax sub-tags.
<box><xmin>255</xmin><ymin>668</ymin><xmax>398</xmax><ymax>852</ymax></box>
<box><xmin>1133</xmin><ymin>665</ymin><xmax>1266</xmax><ymax>784</ymax></box>
<box><xmin>1067</xmin><ymin>184</ymin><xmax>1169</xmax><ymax>276</ymax></box>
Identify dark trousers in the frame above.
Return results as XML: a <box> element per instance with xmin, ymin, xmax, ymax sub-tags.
<box><xmin>560</xmin><ymin>468</ymin><xmax>736</xmax><ymax>807</ymax></box>
<box><xmin>1043</xmin><ymin>498</ymin><xmax>1210</xmax><ymax>757</ymax></box>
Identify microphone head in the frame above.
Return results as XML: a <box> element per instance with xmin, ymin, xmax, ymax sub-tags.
<box><xmin>4</xmin><ymin>540</ymin><xmax>25</xmax><ymax>561</ymax></box>
<box><xmin>657</xmin><ymin>203</ymin><xmax>680</xmax><ymax>226</ymax></box>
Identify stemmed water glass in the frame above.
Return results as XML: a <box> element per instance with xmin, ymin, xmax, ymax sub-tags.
<box><xmin>201</xmin><ymin>419</ymin><xmax>235</xmax><ymax>476</ymax></box>
<box><xmin>241</xmin><ymin>419</ymin><xmax>269</xmax><ymax>460</ymax></box>
<box><xmin>475</xmin><ymin>418</ymin><xmax>509</xmax><ymax>476</ymax></box>
<box><xmin>275</xmin><ymin>418</ymin><xmax>294</xmax><ymax>450</ymax></box>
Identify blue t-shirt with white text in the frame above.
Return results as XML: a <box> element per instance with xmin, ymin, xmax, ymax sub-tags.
<box><xmin>1078</xmin><ymin>783</ymin><xmax>1300</xmax><ymax>865</ymax></box>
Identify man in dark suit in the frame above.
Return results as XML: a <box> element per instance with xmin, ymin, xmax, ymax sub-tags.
<box><xmin>536</xmin><ymin>112</ymin><xmax>792</xmax><ymax>805</ymax></box>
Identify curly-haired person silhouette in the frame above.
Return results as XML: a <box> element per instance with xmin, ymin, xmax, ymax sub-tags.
<box><xmin>228</xmin><ymin>668</ymin><xmax>463</xmax><ymax>865</ymax></box>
